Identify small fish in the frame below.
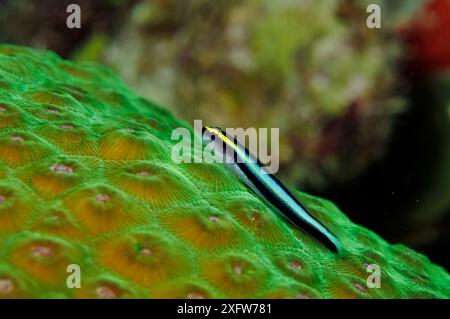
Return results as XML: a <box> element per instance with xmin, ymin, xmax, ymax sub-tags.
<box><xmin>202</xmin><ymin>126</ymin><xmax>341</xmax><ymax>253</ymax></box>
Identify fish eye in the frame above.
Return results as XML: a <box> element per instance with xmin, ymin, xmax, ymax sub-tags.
<box><xmin>201</xmin><ymin>126</ymin><xmax>215</xmax><ymax>142</ymax></box>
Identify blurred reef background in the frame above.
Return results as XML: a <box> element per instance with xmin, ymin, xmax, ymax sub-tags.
<box><xmin>0</xmin><ymin>0</ymin><xmax>449</xmax><ymax>269</ymax></box>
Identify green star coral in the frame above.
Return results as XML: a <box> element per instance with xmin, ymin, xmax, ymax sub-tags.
<box><xmin>0</xmin><ymin>45</ymin><xmax>448</xmax><ymax>299</ymax></box>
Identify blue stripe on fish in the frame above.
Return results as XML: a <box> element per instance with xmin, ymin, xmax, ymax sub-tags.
<box><xmin>202</xmin><ymin>126</ymin><xmax>341</xmax><ymax>252</ymax></box>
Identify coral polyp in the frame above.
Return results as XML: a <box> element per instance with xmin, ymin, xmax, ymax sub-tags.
<box><xmin>0</xmin><ymin>45</ymin><xmax>448</xmax><ymax>299</ymax></box>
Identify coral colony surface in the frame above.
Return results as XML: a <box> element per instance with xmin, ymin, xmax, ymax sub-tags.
<box><xmin>0</xmin><ymin>45</ymin><xmax>448</xmax><ymax>299</ymax></box>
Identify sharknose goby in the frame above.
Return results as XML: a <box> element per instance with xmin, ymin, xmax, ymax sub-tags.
<box><xmin>202</xmin><ymin>126</ymin><xmax>341</xmax><ymax>253</ymax></box>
